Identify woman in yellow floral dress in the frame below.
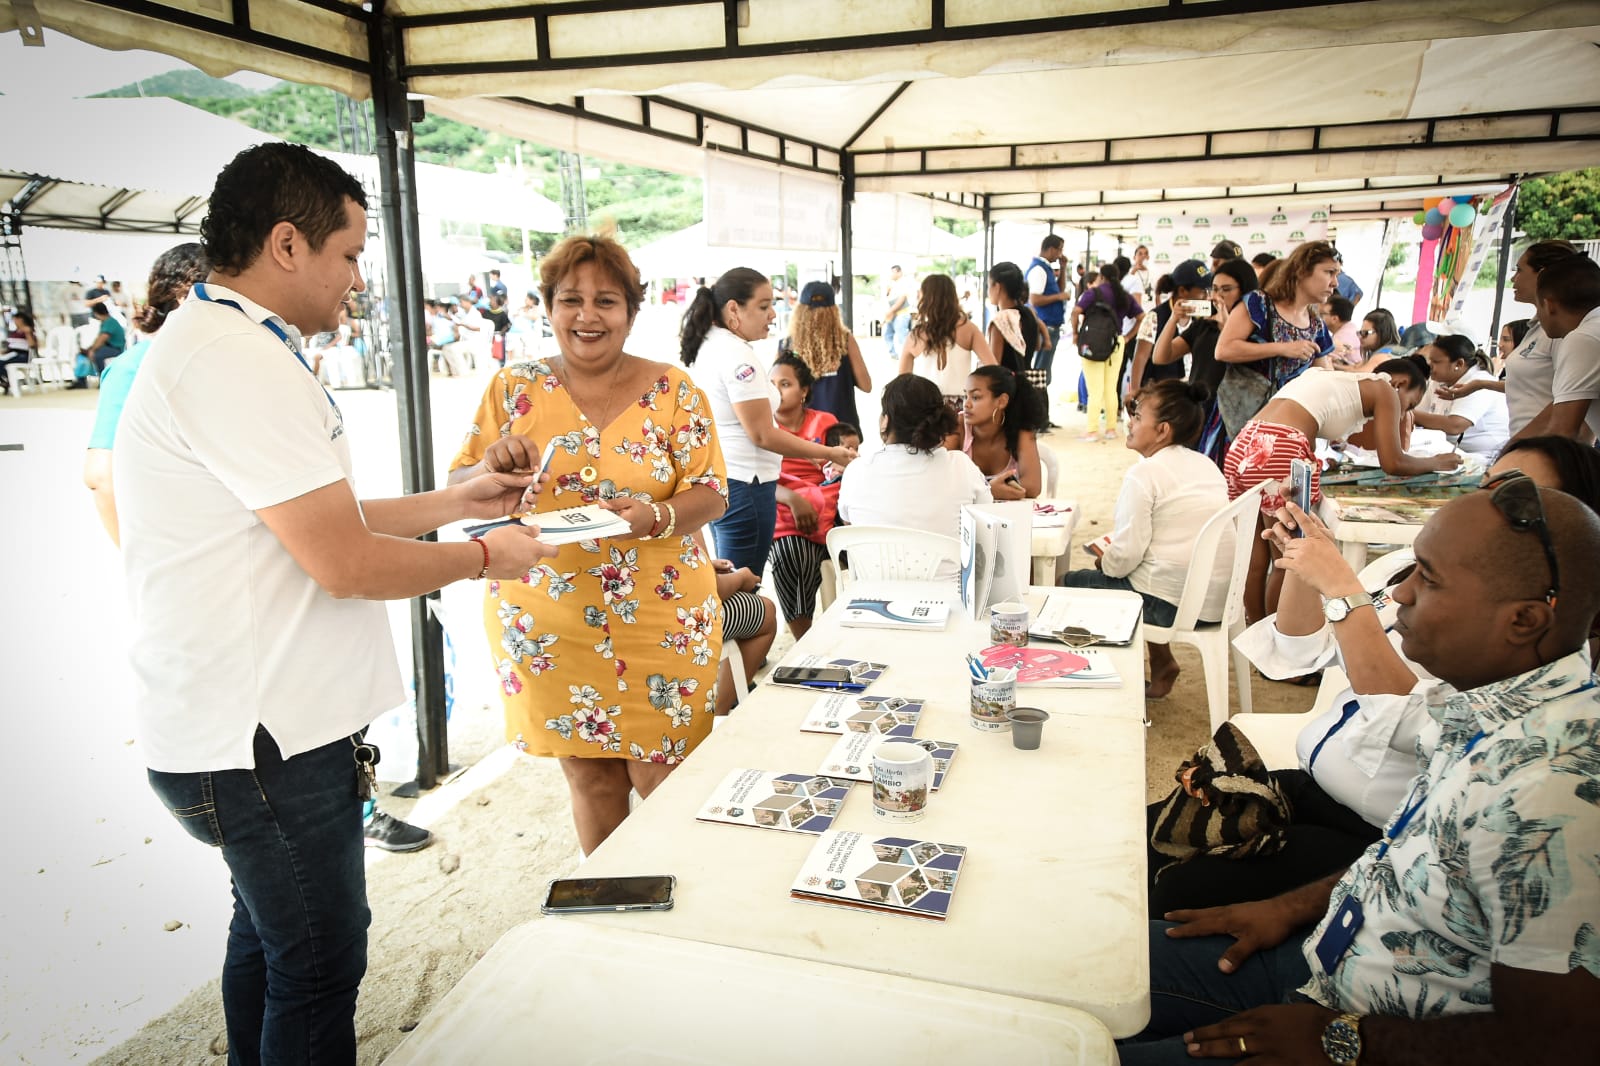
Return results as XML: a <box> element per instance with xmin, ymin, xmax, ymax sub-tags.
<box><xmin>449</xmin><ymin>237</ymin><xmax>728</xmax><ymax>853</ymax></box>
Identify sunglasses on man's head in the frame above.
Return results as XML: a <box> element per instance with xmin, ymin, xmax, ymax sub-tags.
<box><xmin>1482</xmin><ymin>469</ymin><xmax>1560</xmax><ymax>606</ymax></box>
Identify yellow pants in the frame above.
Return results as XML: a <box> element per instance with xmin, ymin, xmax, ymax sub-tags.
<box><xmin>1083</xmin><ymin>337</ymin><xmax>1125</xmax><ymax>434</ymax></box>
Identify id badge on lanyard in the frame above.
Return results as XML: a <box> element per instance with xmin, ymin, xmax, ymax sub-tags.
<box><xmin>1312</xmin><ymin>727</ymin><xmax>1486</xmax><ymax>974</ymax></box>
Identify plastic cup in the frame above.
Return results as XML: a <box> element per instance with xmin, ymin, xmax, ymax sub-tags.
<box><xmin>989</xmin><ymin>601</ymin><xmax>1029</xmax><ymax>646</ymax></box>
<box><xmin>1007</xmin><ymin>707</ymin><xmax>1050</xmax><ymax>750</ymax></box>
<box><xmin>969</xmin><ymin>670</ymin><xmax>1017</xmax><ymax>732</ymax></box>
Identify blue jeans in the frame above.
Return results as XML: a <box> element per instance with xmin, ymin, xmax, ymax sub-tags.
<box><xmin>1116</xmin><ymin>922</ymin><xmax>1314</xmax><ymax>1065</ymax></box>
<box><xmin>712</xmin><ymin>477</ymin><xmax>778</xmax><ymax>577</ymax></box>
<box><xmin>884</xmin><ymin>313</ymin><xmax>909</xmax><ymax>357</ymax></box>
<box><xmin>1035</xmin><ymin>323</ymin><xmax>1061</xmax><ymax>385</ymax></box>
<box><xmin>148</xmin><ymin>728</ymin><xmax>369</xmax><ymax>1066</ymax></box>
<box><xmin>1060</xmin><ymin>568</ymin><xmax>1179</xmax><ymax>626</ymax></box>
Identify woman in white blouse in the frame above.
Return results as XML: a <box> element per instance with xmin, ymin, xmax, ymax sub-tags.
<box><xmin>1413</xmin><ymin>334</ymin><xmax>1509</xmax><ymax>458</ymax></box>
<box><xmin>837</xmin><ymin>373</ymin><xmax>991</xmax><ymax>579</ymax></box>
<box><xmin>1060</xmin><ymin>379</ymin><xmax>1230</xmax><ymax>699</ymax></box>
<box><xmin>680</xmin><ymin>268</ymin><xmax>856</xmax><ymax>576</ymax></box>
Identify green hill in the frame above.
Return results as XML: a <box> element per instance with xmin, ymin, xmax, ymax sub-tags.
<box><xmin>95</xmin><ymin>68</ymin><xmax>261</xmax><ymax>100</ymax></box>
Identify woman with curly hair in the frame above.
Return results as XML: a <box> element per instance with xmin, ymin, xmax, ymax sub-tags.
<box><xmin>899</xmin><ymin>272</ymin><xmax>994</xmax><ymax>408</ymax></box>
<box><xmin>779</xmin><ymin>280</ymin><xmax>872</xmax><ymax>429</ymax></box>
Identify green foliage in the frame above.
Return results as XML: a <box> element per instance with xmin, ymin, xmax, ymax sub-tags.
<box><xmin>95</xmin><ymin>69</ymin><xmax>257</xmax><ymax>99</ymax></box>
<box><xmin>1515</xmin><ymin>168</ymin><xmax>1600</xmax><ymax>242</ymax></box>
<box><xmin>934</xmin><ymin>218</ymin><xmax>981</xmax><ymax>238</ymax></box>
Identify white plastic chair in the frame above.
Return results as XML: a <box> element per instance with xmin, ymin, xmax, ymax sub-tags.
<box><xmin>823</xmin><ymin>525</ymin><xmax>961</xmax><ymax>602</ymax></box>
<box><xmin>1228</xmin><ymin>547</ymin><xmax>1418</xmax><ymax>766</ymax></box>
<box><xmin>1142</xmin><ymin>484</ymin><xmax>1264</xmax><ymax>734</ymax></box>
<box><xmin>697</xmin><ymin>524</ymin><xmax>749</xmax><ymax>709</ymax></box>
<box><xmin>4</xmin><ymin>348</ymin><xmax>43</xmax><ymax>395</ymax></box>
<box><xmin>40</xmin><ymin>326</ymin><xmax>78</xmax><ymax>386</ymax></box>
<box><xmin>1039</xmin><ymin>445</ymin><xmax>1060</xmax><ymax>497</ymax></box>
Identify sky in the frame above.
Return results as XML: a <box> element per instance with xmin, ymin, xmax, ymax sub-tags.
<box><xmin>0</xmin><ymin>29</ymin><xmax>276</xmax><ymax>98</ymax></box>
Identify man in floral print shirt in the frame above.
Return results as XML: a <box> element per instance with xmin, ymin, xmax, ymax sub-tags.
<box><xmin>1119</xmin><ymin>483</ymin><xmax>1600</xmax><ymax>1065</ymax></box>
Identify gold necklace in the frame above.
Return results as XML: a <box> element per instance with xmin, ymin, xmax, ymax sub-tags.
<box><xmin>558</xmin><ymin>354</ymin><xmax>631</xmax><ymax>431</ymax></box>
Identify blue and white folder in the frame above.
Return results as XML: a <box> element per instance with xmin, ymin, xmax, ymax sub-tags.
<box><xmin>839</xmin><ymin>598</ymin><xmax>951</xmax><ymax>631</ymax></box>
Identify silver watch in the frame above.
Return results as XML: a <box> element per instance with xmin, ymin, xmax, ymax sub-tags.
<box><xmin>1323</xmin><ymin>592</ymin><xmax>1374</xmax><ymax>623</ymax></box>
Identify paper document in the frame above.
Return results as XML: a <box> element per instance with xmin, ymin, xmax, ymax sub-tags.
<box><xmin>1025</xmin><ymin>590</ymin><xmax>1141</xmax><ymax>646</ymax></box>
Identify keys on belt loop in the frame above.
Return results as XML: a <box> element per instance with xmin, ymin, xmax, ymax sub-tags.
<box><xmin>351</xmin><ymin>737</ymin><xmax>381</xmax><ymax>801</ymax></box>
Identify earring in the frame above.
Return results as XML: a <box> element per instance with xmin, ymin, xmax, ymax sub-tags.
<box><xmin>994</xmin><ymin>409</ymin><xmax>1006</xmax><ymax>427</ymax></box>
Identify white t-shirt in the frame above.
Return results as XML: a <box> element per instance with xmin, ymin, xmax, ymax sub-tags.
<box><xmin>1098</xmin><ymin>445</ymin><xmax>1231</xmax><ymax>619</ymax></box>
<box><xmin>1503</xmin><ymin>320</ymin><xmax>1557</xmax><ymax>436</ymax></box>
<box><xmin>837</xmin><ymin>445</ymin><xmax>992</xmax><ymax>579</ymax></box>
<box><xmin>689</xmin><ymin>325</ymin><xmax>780</xmax><ymax>483</ymax></box>
<box><xmin>1440</xmin><ymin>365</ymin><xmax>1509</xmax><ymax>457</ymax></box>
<box><xmin>114</xmin><ymin>285</ymin><xmax>402</xmax><ymax>772</ymax></box>
<box><xmin>1025</xmin><ymin>261</ymin><xmax>1051</xmax><ymax>296</ymax></box>
<box><xmin>884</xmin><ymin>276</ymin><xmax>913</xmax><ymax>320</ymax></box>
<box><xmin>1550</xmin><ymin>305</ymin><xmax>1600</xmax><ymax>440</ymax></box>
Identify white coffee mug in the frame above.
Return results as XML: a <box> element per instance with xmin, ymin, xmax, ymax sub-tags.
<box><xmin>871</xmin><ymin>741</ymin><xmax>934</xmax><ymax>823</ymax></box>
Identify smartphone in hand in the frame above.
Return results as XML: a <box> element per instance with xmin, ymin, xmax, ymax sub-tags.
<box><xmin>1287</xmin><ymin>458</ymin><xmax>1315</xmax><ymax>536</ymax></box>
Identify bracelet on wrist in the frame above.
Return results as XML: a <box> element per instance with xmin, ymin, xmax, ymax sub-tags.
<box><xmin>642</xmin><ymin>502</ymin><xmax>663</xmax><ymax>540</ymax></box>
<box><xmin>471</xmin><ymin>536</ymin><xmax>490</xmax><ymax>579</ymax></box>
<box><xmin>660</xmin><ymin>501</ymin><xmax>677</xmax><ymax>540</ymax></box>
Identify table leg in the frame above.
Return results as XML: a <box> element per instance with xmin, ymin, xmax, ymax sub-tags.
<box><xmin>1033</xmin><ymin>557</ymin><xmax>1057</xmax><ymax>586</ymax></box>
<box><xmin>1339</xmin><ymin>540</ymin><xmax>1368</xmax><ymax>570</ymax></box>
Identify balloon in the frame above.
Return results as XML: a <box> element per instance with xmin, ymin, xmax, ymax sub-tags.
<box><xmin>1449</xmin><ymin>203</ymin><xmax>1478</xmax><ymax>227</ymax></box>
<box><xmin>1423</xmin><ymin>197</ymin><xmax>1442</xmax><ymax>210</ymax></box>
<box><xmin>1436</xmin><ymin>197</ymin><xmax>1455</xmax><ymax>214</ymax></box>
<box><xmin>1413</xmin><ymin>211</ymin><xmax>1427</xmax><ymax>225</ymax></box>
<box><xmin>1421</xmin><ymin>222</ymin><xmax>1444</xmax><ymax>241</ymax></box>
<box><xmin>1425</xmin><ymin>207</ymin><xmax>1443</xmax><ymax>225</ymax></box>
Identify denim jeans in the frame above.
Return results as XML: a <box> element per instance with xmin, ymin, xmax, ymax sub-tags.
<box><xmin>711</xmin><ymin>477</ymin><xmax>778</xmax><ymax>578</ymax></box>
<box><xmin>148</xmin><ymin>728</ymin><xmax>369</xmax><ymax>1066</ymax></box>
<box><xmin>1116</xmin><ymin>922</ymin><xmax>1314</xmax><ymax>1066</ymax></box>
<box><xmin>884</xmin><ymin>313</ymin><xmax>909</xmax><ymax>357</ymax></box>
<box><xmin>1060</xmin><ymin>568</ymin><xmax>1179</xmax><ymax>627</ymax></box>
<box><xmin>1034</xmin><ymin>323</ymin><xmax>1061</xmax><ymax>386</ymax></box>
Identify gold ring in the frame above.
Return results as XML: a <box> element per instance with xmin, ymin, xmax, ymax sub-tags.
<box><xmin>1238</xmin><ymin>1036</ymin><xmax>1248</xmax><ymax>1054</ymax></box>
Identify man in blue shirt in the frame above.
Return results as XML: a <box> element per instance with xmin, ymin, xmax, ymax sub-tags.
<box><xmin>68</xmin><ymin>303</ymin><xmax>126</xmax><ymax>388</ymax></box>
<box><xmin>1026</xmin><ymin>234</ymin><xmax>1068</xmax><ymax>387</ymax></box>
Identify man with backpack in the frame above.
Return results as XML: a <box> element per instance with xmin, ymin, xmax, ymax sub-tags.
<box><xmin>1071</xmin><ymin>260</ymin><xmax>1142</xmax><ymax>441</ymax></box>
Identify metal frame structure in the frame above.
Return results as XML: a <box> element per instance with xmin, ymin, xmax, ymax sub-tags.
<box><xmin>12</xmin><ymin>0</ymin><xmax>1595</xmax><ymax>789</ymax></box>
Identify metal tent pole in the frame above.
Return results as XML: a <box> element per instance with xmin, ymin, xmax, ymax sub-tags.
<box><xmin>840</xmin><ymin>160</ymin><xmax>854</xmax><ymax>330</ymax></box>
<box><xmin>370</xmin><ymin>4</ymin><xmax>448</xmax><ymax>791</ymax></box>
<box><xmin>1489</xmin><ymin>184</ymin><xmax>1521</xmax><ymax>360</ymax></box>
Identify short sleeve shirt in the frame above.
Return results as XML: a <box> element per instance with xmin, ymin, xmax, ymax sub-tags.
<box><xmin>689</xmin><ymin>325</ymin><xmax>780</xmax><ymax>483</ymax></box>
<box><xmin>1550</xmin><ymin>306</ymin><xmax>1600</xmax><ymax>440</ymax></box>
<box><xmin>1440</xmin><ymin>365</ymin><xmax>1509</xmax><ymax>457</ymax></box>
<box><xmin>1502</xmin><ymin>321</ymin><xmax>1557</xmax><ymax>435</ymax></box>
<box><xmin>87</xmin><ymin>338</ymin><xmax>150</xmax><ymax>450</ymax></box>
<box><xmin>97</xmin><ymin>316</ymin><xmax>126</xmax><ymax>354</ymax></box>
<box><xmin>1299</xmin><ymin>652</ymin><xmax>1600</xmax><ymax>1015</ymax></box>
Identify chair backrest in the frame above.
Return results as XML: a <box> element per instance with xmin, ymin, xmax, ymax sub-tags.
<box><xmin>1169</xmin><ymin>484</ymin><xmax>1265</xmax><ymax>630</ymax></box>
<box><xmin>824</xmin><ymin>525</ymin><xmax>961</xmax><ymax>591</ymax></box>
<box><xmin>1039</xmin><ymin>445</ymin><xmax>1060</xmax><ymax>498</ymax></box>
<box><xmin>1357</xmin><ymin>547</ymin><xmax>1415</xmax><ymax>590</ymax></box>
<box><xmin>44</xmin><ymin>325</ymin><xmax>76</xmax><ymax>360</ymax></box>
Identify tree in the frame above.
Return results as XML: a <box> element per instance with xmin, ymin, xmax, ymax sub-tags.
<box><xmin>1516</xmin><ymin>168</ymin><xmax>1600</xmax><ymax>241</ymax></box>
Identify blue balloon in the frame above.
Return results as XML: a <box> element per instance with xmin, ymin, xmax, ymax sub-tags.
<box><xmin>1449</xmin><ymin>203</ymin><xmax>1478</xmax><ymax>228</ymax></box>
<box><xmin>1424</xmin><ymin>207</ymin><xmax>1443</xmax><ymax>226</ymax></box>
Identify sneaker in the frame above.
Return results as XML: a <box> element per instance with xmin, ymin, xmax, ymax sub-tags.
<box><xmin>363</xmin><ymin>810</ymin><xmax>434</xmax><ymax>852</ymax></box>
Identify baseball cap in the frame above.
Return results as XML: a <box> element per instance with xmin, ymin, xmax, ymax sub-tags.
<box><xmin>1170</xmin><ymin>259</ymin><xmax>1213</xmax><ymax>289</ymax></box>
<box><xmin>799</xmin><ymin>280</ymin><xmax>835</xmax><ymax>308</ymax></box>
<box><xmin>1210</xmin><ymin>240</ymin><xmax>1243</xmax><ymax>261</ymax></box>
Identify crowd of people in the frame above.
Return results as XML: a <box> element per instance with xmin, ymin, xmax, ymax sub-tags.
<box><xmin>65</xmin><ymin>140</ymin><xmax>1599</xmax><ymax>1065</ymax></box>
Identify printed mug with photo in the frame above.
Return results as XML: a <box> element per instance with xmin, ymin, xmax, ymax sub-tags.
<box><xmin>871</xmin><ymin>741</ymin><xmax>934</xmax><ymax>823</ymax></box>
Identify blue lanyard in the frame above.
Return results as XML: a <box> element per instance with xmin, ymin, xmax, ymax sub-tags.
<box><xmin>1307</xmin><ymin>699</ymin><xmax>1361</xmax><ymax>773</ymax></box>
<box><xmin>1375</xmin><ymin>727</ymin><xmax>1486</xmax><ymax>860</ymax></box>
<box><xmin>192</xmin><ymin>284</ymin><xmax>337</xmax><ymax>411</ymax></box>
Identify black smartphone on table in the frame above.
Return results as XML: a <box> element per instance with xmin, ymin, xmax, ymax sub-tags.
<box><xmin>540</xmin><ymin>875</ymin><xmax>676</xmax><ymax>914</ymax></box>
<box><xmin>771</xmin><ymin>665</ymin><xmax>854</xmax><ymax>686</ymax></box>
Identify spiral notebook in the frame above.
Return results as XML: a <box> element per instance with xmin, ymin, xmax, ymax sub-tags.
<box><xmin>839</xmin><ymin>598</ymin><xmax>950</xmax><ymax>631</ymax></box>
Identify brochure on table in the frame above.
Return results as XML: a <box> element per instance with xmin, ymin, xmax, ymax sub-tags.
<box><xmin>790</xmin><ymin>830</ymin><xmax>967</xmax><ymax>921</ymax></box>
<box><xmin>464</xmin><ymin>504</ymin><xmax>632</xmax><ymax>546</ymax></box>
<box><xmin>978</xmin><ymin>644</ymin><xmax>1122</xmax><ymax>688</ymax></box>
<box><xmin>819</xmin><ymin>732</ymin><xmax>958</xmax><ymax>789</ymax></box>
<box><xmin>958</xmin><ymin>504</ymin><xmax>1032</xmax><ymax>621</ymax></box>
<box><xmin>839</xmin><ymin>598</ymin><xmax>951</xmax><ymax>631</ymax></box>
<box><xmin>800</xmin><ymin>694</ymin><xmax>926</xmax><ymax>736</ymax></box>
<box><xmin>696</xmin><ymin>769</ymin><xmax>855</xmax><ymax>834</ymax></box>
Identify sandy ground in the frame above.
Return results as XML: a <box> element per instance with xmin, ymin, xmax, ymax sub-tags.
<box><xmin>0</xmin><ymin>321</ymin><xmax>1316</xmax><ymax>1065</ymax></box>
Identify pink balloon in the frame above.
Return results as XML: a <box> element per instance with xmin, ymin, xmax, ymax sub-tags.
<box><xmin>1435</xmin><ymin>197</ymin><xmax>1455</xmax><ymax>213</ymax></box>
<box><xmin>1421</xmin><ymin>222</ymin><xmax>1444</xmax><ymax>241</ymax></box>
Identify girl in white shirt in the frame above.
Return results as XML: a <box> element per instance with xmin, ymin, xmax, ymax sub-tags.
<box><xmin>1061</xmin><ymin>380</ymin><xmax>1229</xmax><ymax>699</ymax></box>
<box><xmin>681</xmin><ymin>268</ymin><xmax>855</xmax><ymax>576</ymax></box>
<box><xmin>837</xmin><ymin>373</ymin><xmax>991</xmax><ymax>579</ymax></box>
<box><xmin>898</xmin><ymin>273</ymin><xmax>994</xmax><ymax>406</ymax></box>
<box><xmin>1413</xmin><ymin>334</ymin><xmax>1509</xmax><ymax>458</ymax></box>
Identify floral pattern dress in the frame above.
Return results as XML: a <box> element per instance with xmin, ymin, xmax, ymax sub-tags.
<box><xmin>452</xmin><ymin>359</ymin><xmax>728</xmax><ymax>763</ymax></box>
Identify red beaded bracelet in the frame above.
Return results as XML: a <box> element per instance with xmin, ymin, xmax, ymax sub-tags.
<box><xmin>471</xmin><ymin>536</ymin><xmax>490</xmax><ymax>579</ymax></box>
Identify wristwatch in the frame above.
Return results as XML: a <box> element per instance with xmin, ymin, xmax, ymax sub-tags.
<box><xmin>1323</xmin><ymin>592</ymin><xmax>1374</xmax><ymax>624</ymax></box>
<box><xmin>1321</xmin><ymin>1011</ymin><xmax>1363</xmax><ymax>1064</ymax></box>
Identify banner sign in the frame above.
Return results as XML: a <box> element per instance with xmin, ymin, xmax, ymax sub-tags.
<box><xmin>1133</xmin><ymin>209</ymin><xmax>1330</xmax><ymax>272</ymax></box>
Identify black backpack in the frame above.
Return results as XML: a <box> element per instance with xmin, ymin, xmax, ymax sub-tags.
<box><xmin>1078</xmin><ymin>296</ymin><xmax>1119</xmax><ymax>362</ymax></box>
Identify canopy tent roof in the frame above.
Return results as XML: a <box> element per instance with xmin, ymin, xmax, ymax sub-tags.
<box><xmin>8</xmin><ymin>0</ymin><xmax>1595</xmax><ymax>228</ymax></box>
<box><xmin>0</xmin><ymin>96</ymin><xmax>564</xmax><ymax>234</ymax></box>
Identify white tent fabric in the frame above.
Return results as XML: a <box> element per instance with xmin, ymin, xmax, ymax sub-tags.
<box><xmin>2</xmin><ymin>0</ymin><xmax>1595</xmax><ymax>228</ymax></box>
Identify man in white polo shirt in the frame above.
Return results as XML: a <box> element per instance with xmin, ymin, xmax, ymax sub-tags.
<box><xmin>114</xmin><ymin>144</ymin><xmax>556</xmax><ymax>1064</ymax></box>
